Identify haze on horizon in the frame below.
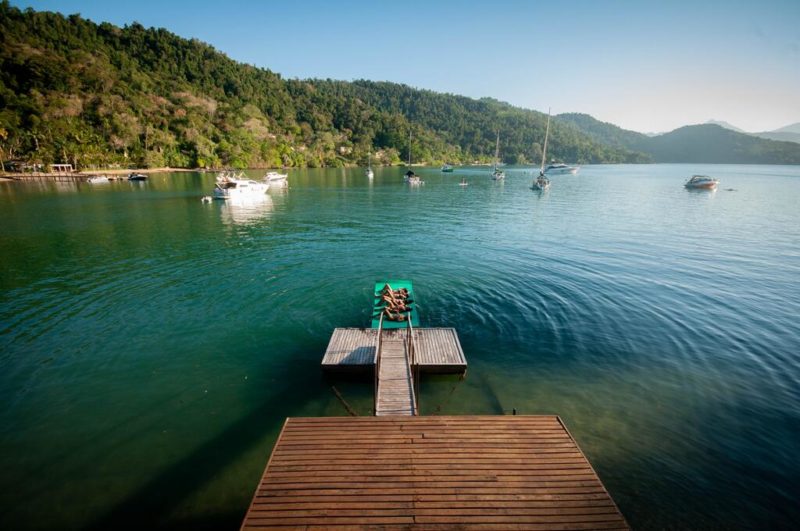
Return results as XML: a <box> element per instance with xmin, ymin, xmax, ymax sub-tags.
<box><xmin>13</xmin><ymin>0</ymin><xmax>800</xmax><ymax>134</ymax></box>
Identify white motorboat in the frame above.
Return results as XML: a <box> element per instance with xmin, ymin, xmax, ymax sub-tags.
<box><xmin>87</xmin><ymin>175</ymin><xmax>109</xmax><ymax>184</ymax></box>
<box><xmin>128</xmin><ymin>172</ymin><xmax>147</xmax><ymax>181</ymax></box>
<box><xmin>264</xmin><ymin>171</ymin><xmax>288</xmax><ymax>185</ymax></box>
<box><xmin>543</xmin><ymin>163</ymin><xmax>579</xmax><ymax>175</ymax></box>
<box><xmin>214</xmin><ymin>171</ymin><xmax>269</xmax><ymax>199</ymax></box>
<box><xmin>684</xmin><ymin>175</ymin><xmax>719</xmax><ymax>190</ymax></box>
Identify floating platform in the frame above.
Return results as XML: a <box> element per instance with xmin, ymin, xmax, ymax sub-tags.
<box><xmin>241</xmin><ymin>416</ymin><xmax>629</xmax><ymax>530</ymax></box>
<box><xmin>372</xmin><ymin>280</ymin><xmax>420</xmax><ymax>329</ymax></box>
<box><xmin>322</xmin><ymin>327</ymin><xmax>467</xmax><ymax>374</ymax></box>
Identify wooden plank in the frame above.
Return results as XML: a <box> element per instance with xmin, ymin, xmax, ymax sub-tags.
<box><xmin>375</xmin><ymin>336</ymin><xmax>415</xmax><ymax>416</ymax></box>
<box><xmin>241</xmin><ymin>416</ymin><xmax>628</xmax><ymax>530</ymax></box>
<box><xmin>322</xmin><ymin>328</ymin><xmax>467</xmax><ymax>373</ymax></box>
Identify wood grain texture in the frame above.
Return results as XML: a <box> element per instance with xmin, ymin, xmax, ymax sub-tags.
<box><xmin>322</xmin><ymin>328</ymin><xmax>467</xmax><ymax>373</ymax></box>
<box><xmin>241</xmin><ymin>416</ymin><xmax>628</xmax><ymax>530</ymax></box>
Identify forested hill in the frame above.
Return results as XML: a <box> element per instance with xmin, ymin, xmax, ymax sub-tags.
<box><xmin>2</xmin><ymin>4</ymin><xmax>796</xmax><ymax>170</ymax></box>
<box><xmin>558</xmin><ymin>113</ymin><xmax>800</xmax><ymax>164</ymax></box>
<box><xmin>0</xmin><ymin>3</ymin><xmax>643</xmax><ymax>170</ymax></box>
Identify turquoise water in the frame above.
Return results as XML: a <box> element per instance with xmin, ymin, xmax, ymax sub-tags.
<box><xmin>1</xmin><ymin>164</ymin><xmax>798</xmax><ymax>529</ymax></box>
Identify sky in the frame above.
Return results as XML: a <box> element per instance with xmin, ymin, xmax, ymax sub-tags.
<box><xmin>12</xmin><ymin>0</ymin><xmax>800</xmax><ymax>133</ymax></box>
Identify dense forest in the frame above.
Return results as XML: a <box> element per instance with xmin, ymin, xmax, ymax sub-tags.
<box><xmin>0</xmin><ymin>3</ymin><xmax>643</xmax><ymax>170</ymax></box>
<box><xmin>2</xmin><ymin>3</ymin><xmax>798</xmax><ymax>170</ymax></box>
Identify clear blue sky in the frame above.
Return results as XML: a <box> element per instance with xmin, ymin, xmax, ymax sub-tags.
<box><xmin>12</xmin><ymin>0</ymin><xmax>800</xmax><ymax>133</ymax></box>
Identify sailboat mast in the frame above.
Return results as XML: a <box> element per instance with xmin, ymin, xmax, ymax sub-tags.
<box><xmin>408</xmin><ymin>130</ymin><xmax>412</xmax><ymax>166</ymax></box>
<box><xmin>494</xmin><ymin>131</ymin><xmax>500</xmax><ymax>170</ymax></box>
<box><xmin>540</xmin><ymin>109</ymin><xmax>551</xmax><ymax>176</ymax></box>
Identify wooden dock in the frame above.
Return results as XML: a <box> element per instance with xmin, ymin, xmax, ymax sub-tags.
<box><xmin>241</xmin><ymin>416</ymin><xmax>629</xmax><ymax>530</ymax></box>
<box><xmin>375</xmin><ymin>332</ymin><xmax>416</xmax><ymax>416</ymax></box>
<box><xmin>322</xmin><ymin>328</ymin><xmax>467</xmax><ymax>374</ymax></box>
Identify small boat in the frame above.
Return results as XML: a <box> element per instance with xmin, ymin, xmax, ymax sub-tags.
<box><xmin>684</xmin><ymin>175</ymin><xmax>719</xmax><ymax>190</ymax></box>
<box><xmin>128</xmin><ymin>173</ymin><xmax>147</xmax><ymax>181</ymax></box>
<box><xmin>264</xmin><ymin>171</ymin><xmax>288</xmax><ymax>185</ymax></box>
<box><xmin>533</xmin><ymin>111</ymin><xmax>553</xmax><ymax>191</ymax></box>
<box><xmin>87</xmin><ymin>175</ymin><xmax>109</xmax><ymax>184</ymax></box>
<box><xmin>441</xmin><ymin>164</ymin><xmax>454</xmax><ymax>172</ymax></box>
<box><xmin>366</xmin><ymin>153</ymin><xmax>374</xmax><ymax>179</ymax></box>
<box><xmin>404</xmin><ymin>133</ymin><xmax>422</xmax><ymax>184</ymax></box>
<box><xmin>214</xmin><ymin>171</ymin><xmax>269</xmax><ymax>199</ymax></box>
<box><xmin>491</xmin><ymin>132</ymin><xmax>505</xmax><ymax>180</ymax></box>
<box><xmin>532</xmin><ymin>175</ymin><xmax>550</xmax><ymax>191</ymax></box>
<box><xmin>459</xmin><ymin>177</ymin><xmax>468</xmax><ymax>186</ymax></box>
<box><xmin>543</xmin><ymin>163</ymin><xmax>579</xmax><ymax>175</ymax></box>
<box><xmin>404</xmin><ymin>170</ymin><xmax>424</xmax><ymax>185</ymax></box>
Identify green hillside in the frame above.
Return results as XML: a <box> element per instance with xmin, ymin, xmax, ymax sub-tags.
<box><xmin>0</xmin><ymin>2</ymin><xmax>641</xmax><ymax>170</ymax></box>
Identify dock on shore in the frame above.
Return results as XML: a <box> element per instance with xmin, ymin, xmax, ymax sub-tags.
<box><xmin>241</xmin><ymin>416</ymin><xmax>629</xmax><ymax>529</ymax></box>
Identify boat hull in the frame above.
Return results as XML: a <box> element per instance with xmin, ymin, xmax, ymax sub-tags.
<box><xmin>685</xmin><ymin>182</ymin><xmax>718</xmax><ymax>190</ymax></box>
<box><xmin>544</xmin><ymin>167</ymin><xmax>578</xmax><ymax>175</ymax></box>
<box><xmin>214</xmin><ymin>181</ymin><xmax>269</xmax><ymax>199</ymax></box>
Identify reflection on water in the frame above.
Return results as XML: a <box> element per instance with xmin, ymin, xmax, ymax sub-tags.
<box><xmin>217</xmin><ymin>193</ymin><xmax>274</xmax><ymax>225</ymax></box>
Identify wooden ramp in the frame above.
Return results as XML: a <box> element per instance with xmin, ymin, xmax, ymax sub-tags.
<box><xmin>322</xmin><ymin>328</ymin><xmax>467</xmax><ymax>374</ymax></box>
<box><xmin>375</xmin><ymin>334</ymin><xmax>416</xmax><ymax>416</ymax></box>
<box><xmin>241</xmin><ymin>416</ymin><xmax>629</xmax><ymax>530</ymax></box>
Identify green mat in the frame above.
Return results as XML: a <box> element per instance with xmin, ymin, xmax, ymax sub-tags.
<box><xmin>371</xmin><ymin>279</ymin><xmax>420</xmax><ymax>329</ymax></box>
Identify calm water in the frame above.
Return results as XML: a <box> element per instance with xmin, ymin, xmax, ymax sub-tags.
<box><xmin>1</xmin><ymin>164</ymin><xmax>799</xmax><ymax>529</ymax></box>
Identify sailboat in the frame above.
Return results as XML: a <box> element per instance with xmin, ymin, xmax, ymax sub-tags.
<box><xmin>491</xmin><ymin>131</ymin><xmax>505</xmax><ymax>180</ymax></box>
<box><xmin>366</xmin><ymin>152</ymin><xmax>374</xmax><ymax>179</ymax></box>
<box><xmin>540</xmin><ymin>112</ymin><xmax>579</xmax><ymax>176</ymax></box>
<box><xmin>404</xmin><ymin>130</ymin><xmax>423</xmax><ymax>185</ymax></box>
<box><xmin>532</xmin><ymin>110</ymin><xmax>552</xmax><ymax>191</ymax></box>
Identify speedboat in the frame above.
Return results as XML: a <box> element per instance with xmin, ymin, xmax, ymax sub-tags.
<box><xmin>543</xmin><ymin>163</ymin><xmax>579</xmax><ymax>175</ymax></box>
<box><xmin>531</xmin><ymin>174</ymin><xmax>550</xmax><ymax>191</ymax></box>
<box><xmin>684</xmin><ymin>175</ymin><xmax>719</xmax><ymax>190</ymax></box>
<box><xmin>264</xmin><ymin>171</ymin><xmax>288</xmax><ymax>186</ymax></box>
<box><xmin>128</xmin><ymin>172</ymin><xmax>147</xmax><ymax>181</ymax></box>
<box><xmin>214</xmin><ymin>172</ymin><xmax>269</xmax><ymax>199</ymax></box>
<box><xmin>87</xmin><ymin>175</ymin><xmax>109</xmax><ymax>184</ymax></box>
<box><xmin>441</xmin><ymin>164</ymin><xmax>454</xmax><ymax>172</ymax></box>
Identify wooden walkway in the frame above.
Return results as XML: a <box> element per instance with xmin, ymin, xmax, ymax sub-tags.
<box><xmin>322</xmin><ymin>328</ymin><xmax>467</xmax><ymax>374</ymax></box>
<box><xmin>375</xmin><ymin>334</ymin><xmax>416</xmax><ymax>416</ymax></box>
<box><xmin>241</xmin><ymin>416</ymin><xmax>629</xmax><ymax>530</ymax></box>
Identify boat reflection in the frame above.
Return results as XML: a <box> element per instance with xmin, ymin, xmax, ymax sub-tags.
<box><xmin>219</xmin><ymin>193</ymin><xmax>273</xmax><ymax>225</ymax></box>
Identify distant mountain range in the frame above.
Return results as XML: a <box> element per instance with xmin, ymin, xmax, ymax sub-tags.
<box><xmin>558</xmin><ymin>114</ymin><xmax>800</xmax><ymax>164</ymax></box>
<box><xmin>1</xmin><ymin>3</ymin><xmax>799</xmax><ymax>169</ymax></box>
<box><xmin>704</xmin><ymin>120</ymin><xmax>800</xmax><ymax>145</ymax></box>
